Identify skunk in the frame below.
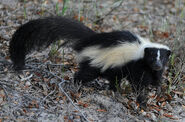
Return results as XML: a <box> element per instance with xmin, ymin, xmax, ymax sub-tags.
<box><xmin>9</xmin><ymin>16</ymin><xmax>171</xmax><ymax>105</ymax></box>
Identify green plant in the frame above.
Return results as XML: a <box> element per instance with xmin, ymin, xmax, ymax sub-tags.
<box><xmin>167</xmin><ymin>53</ymin><xmax>175</xmax><ymax>94</ymax></box>
<box><xmin>62</xmin><ymin>0</ymin><xmax>69</xmax><ymax>15</ymax></box>
<box><xmin>115</xmin><ymin>76</ymin><xmax>121</xmax><ymax>92</ymax></box>
<box><xmin>49</xmin><ymin>43</ymin><xmax>59</xmax><ymax>58</ymax></box>
<box><xmin>56</xmin><ymin>2</ymin><xmax>60</xmax><ymax>15</ymax></box>
<box><xmin>56</xmin><ymin>0</ymin><xmax>69</xmax><ymax>16</ymax></box>
<box><xmin>49</xmin><ymin>41</ymin><xmax>66</xmax><ymax>73</ymax></box>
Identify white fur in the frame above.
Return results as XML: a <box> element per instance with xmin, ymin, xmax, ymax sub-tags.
<box><xmin>77</xmin><ymin>35</ymin><xmax>170</xmax><ymax>72</ymax></box>
<box><xmin>137</xmin><ymin>36</ymin><xmax>170</xmax><ymax>50</ymax></box>
<box><xmin>59</xmin><ymin>40</ymin><xmax>65</xmax><ymax>45</ymax></box>
<box><xmin>157</xmin><ymin>50</ymin><xmax>160</xmax><ymax>61</ymax></box>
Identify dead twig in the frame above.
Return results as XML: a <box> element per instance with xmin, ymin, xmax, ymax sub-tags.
<box><xmin>26</xmin><ymin>64</ymin><xmax>62</xmax><ymax>80</ymax></box>
<box><xmin>94</xmin><ymin>0</ymin><xmax>124</xmax><ymax>24</ymax></box>
<box><xmin>59</xmin><ymin>80</ymin><xmax>89</xmax><ymax>122</ymax></box>
<box><xmin>26</xmin><ymin>64</ymin><xmax>90</xmax><ymax>121</ymax></box>
<box><xmin>0</xmin><ymin>80</ymin><xmax>14</xmax><ymax>87</ymax></box>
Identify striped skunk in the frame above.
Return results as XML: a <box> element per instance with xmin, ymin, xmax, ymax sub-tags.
<box><xmin>9</xmin><ymin>16</ymin><xmax>171</xmax><ymax>106</ymax></box>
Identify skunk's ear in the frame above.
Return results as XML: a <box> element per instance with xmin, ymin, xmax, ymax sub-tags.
<box><xmin>144</xmin><ymin>48</ymin><xmax>151</xmax><ymax>53</ymax></box>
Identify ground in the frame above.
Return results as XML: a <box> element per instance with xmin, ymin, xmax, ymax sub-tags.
<box><xmin>0</xmin><ymin>0</ymin><xmax>185</xmax><ymax>121</ymax></box>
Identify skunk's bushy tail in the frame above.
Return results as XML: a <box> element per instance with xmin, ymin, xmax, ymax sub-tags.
<box><xmin>9</xmin><ymin>16</ymin><xmax>96</xmax><ymax>70</ymax></box>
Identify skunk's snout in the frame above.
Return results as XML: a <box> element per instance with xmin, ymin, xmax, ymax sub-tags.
<box><xmin>152</xmin><ymin>61</ymin><xmax>162</xmax><ymax>71</ymax></box>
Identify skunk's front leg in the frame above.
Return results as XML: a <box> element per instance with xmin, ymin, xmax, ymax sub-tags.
<box><xmin>151</xmin><ymin>70</ymin><xmax>163</xmax><ymax>95</ymax></box>
<box><xmin>130</xmin><ymin>71</ymin><xmax>152</xmax><ymax>109</ymax></box>
<box><xmin>74</xmin><ymin>60</ymin><xmax>100</xmax><ymax>85</ymax></box>
<box><xmin>136</xmin><ymin>87</ymin><xmax>149</xmax><ymax>109</ymax></box>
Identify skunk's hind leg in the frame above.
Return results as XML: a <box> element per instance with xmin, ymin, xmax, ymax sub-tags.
<box><xmin>74</xmin><ymin>60</ymin><xmax>100</xmax><ymax>85</ymax></box>
<box><xmin>9</xmin><ymin>46</ymin><xmax>26</xmax><ymax>70</ymax></box>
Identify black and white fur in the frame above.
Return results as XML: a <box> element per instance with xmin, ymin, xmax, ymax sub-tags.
<box><xmin>9</xmin><ymin>16</ymin><xmax>171</xmax><ymax>106</ymax></box>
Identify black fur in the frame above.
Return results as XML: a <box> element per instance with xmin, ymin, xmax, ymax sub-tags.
<box><xmin>75</xmin><ymin>52</ymin><xmax>165</xmax><ymax>92</ymax></box>
<box><xmin>144</xmin><ymin>48</ymin><xmax>171</xmax><ymax>71</ymax></box>
<box><xmin>9</xmin><ymin>16</ymin><xmax>96</xmax><ymax>70</ymax></box>
<box><xmin>75</xmin><ymin>48</ymin><xmax>170</xmax><ymax>106</ymax></box>
<box><xmin>9</xmin><ymin>16</ymin><xmax>171</xmax><ymax>107</ymax></box>
<box><xmin>73</xmin><ymin>30</ymin><xmax>139</xmax><ymax>52</ymax></box>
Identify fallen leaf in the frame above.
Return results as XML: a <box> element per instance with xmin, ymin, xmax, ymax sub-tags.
<box><xmin>88</xmin><ymin>118</ymin><xmax>94</xmax><ymax>121</ymax></box>
<box><xmin>145</xmin><ymin>113</ymin><xmax>151</xmax><ymax>118</ymax></box>
<box><xmin>34</xmin><ymin>72</ymin><xmax>42</xmax><ymax>77</ymax></box>
<box><xmin>133</xmin><ymin>8</ymin><xmax>140</xmax><ymax>12</ymax></box>
<box><xmin>35</xmin><ymin>104</ymin><xmax>39</xmax><ymax>108</ymax></box>
<box><xmin>73</xmin><ymin>110</ymin><xmax>78</xmax><ymax>113</ymax></box>
<box><xmin>78</xmin><ymin>101</ymin><xmax>88</xmax><ymax>108</ymax></box>
<box><xmin>163</xmin><ymin>113</ymin><xmax>173</xmax><ymax>118</ymax></box>
<box><xmin>74</xmin><ymin>15</ymin><xmax>85</xmax><ymax>22</ymax></box>
<box><xmin>83</xmin><ymin>103</ymin><xmax>88</xmax><ymax>108</ymax></box>
<box><xmin>156</xmin><ymin>96</ymin><xmax>165</xmax><ymax>102</ymax></box>
<box><xmin>63</xmin><ymin>61</ymin><xmax>70</xmax><ymax>65</ymax></box>
<box><xmin>0</xmin><ymin>90</ymin><xmax>5</xmax><ymax>99</ymax></box>
<box><xmin>68</xmin><ymin>120</ymin><xmax>72</xmax><ymax>122</ymax></box>
<box><xmin>64</xmin><ymin>75</ymin><xmax>69</xmax><ymax>80</ymax></box>
<box><xmin>151</xmin><ymin>106</ymin><xmax>161</xmax><ymax>112</ymax></box>
<box><xmin>182</xmin><ymin>105</ymin><xmax>185</xmax><ymax>109</ymax></box>
<box><xmin>55</xmin><ymin>57</ymin><xmax>62</xmax><ymax>63</ymax></box>
<box><xmin>29</xmin><ymin>100</ymin><xmax>39</xmax><ymax>108</ymax></box>
<box><xmin>170</xmin><ymin>117</ymin><xmax>179</xmax><ymax>120</ymax></box>
<box><xmin>141</xmin><ymin>109</ymin><xmax>144</xmax><ymax>112</ymax></box>
<box><xmin>165</xmin><ymin>94</ymin><xmax>172</xmax><ymax>101</ymax></box>
<box><xmin>79</xmin><ymin>16</ymin><xmax>84</xmax><ymax>22</ymax></box>
<box><xmin>16</xmin><ymin>119</ymin><xmax>27</xmax><ymax>122</ymax></box>
<box><xmin>75</xmin><ymin>116</ymin><xmax>80</xmax><ymax>119</ymax></box>
<box><xmin>43</xmin><ymin>78</ymin><xmax>49</xmax><ymax>82</ymax></box>
<box><xmin>172</xmin><ymin>90</ymin><xmax>184</xmax><ymax>95</ymax></box>
<box><xmin>78</xmin><ymin>101</ymin><xmax>84</xmax><ymax>105</ymax></box>
<box><xmin>58</xmin><ymin>0</ymin><xmax>63</xmax><ymax>3</ymax></box>
<box><xmin>70</xmin><ymin>92</ymin><xmax>81</xmax><ymax>99</ymax></box>
<box><xmin>127</xmin><ymin>100</ymin><xmax>132</xmax><ymax>109</ymax></box>
<box><xmin>64</xmin><ymin>116</ymin><xmax>68</xmax><ymax>119</ymax></box>
<box><xmin>55</xmin><ymin>97</ymin><xmax>60</xmax><ymax>102</ymax></box>
<box><xmin>113</xmin><ymin>16</ymin><xmax>117</xmax><ymax>21</ymax></box>
<box><xmin>97</xmin><ymin>109</ymin><xmax>107</xmax><ymax>112</ymax></box>
<box><xmin>136</xmin><ymin>102</ymin><xmax>140</xmax><ymax>108</ymax></box>
<box><xmin>149</xmin><ymin>94</ymin><xmax>156</xmax><ymax>98</ymax></box>
<box><xmin>23</xmin><ymin>109</ymin><xmax>27</xmax><ymax>113</ymax></box>
<box><xmin>153</xmin><ymin>31</ymin><xmax>169</xmax><ymax>38</ymax></box>
<box><xmin>5</xmin><ymin>56</ymin><xmax>9</xmax><ymax>60</ymax></box>
<box><xmin>32</xmin><ymin>78</ymin><xmax>40</xmax><ymax>82</ymax></box>
<box><xmin>161</xmin><ymin>102</ymin><xmax>166</xmax><ymax>107</ymax></box>
<box><xmin>138</xmin><ymin>25</ymin><xmax>148</xmax><ymax>30</ymax></box>
<box><xmin>151</xmin><ymin>104</ymin><xmax>160</xmax><ymax>108</ymax></box>
<box><xmin>62</xmin><ymin>95</ymin><xmax>66</xmax><ymax>102</ymax></box>
<box><xmin>70</xmin><ymin>67</ymin><xmax>78</xmax><ymax>72</ymax></box>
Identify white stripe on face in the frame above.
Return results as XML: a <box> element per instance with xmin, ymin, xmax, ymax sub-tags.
<box><xmin>157</xmin><ymin>50</ymin><xmax>160</xmax><ymax>61</ymax></box>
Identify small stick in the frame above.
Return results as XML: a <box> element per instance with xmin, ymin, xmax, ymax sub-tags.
<box><xmin>26</xmin><ymin>64</ymin><xmax>90</xmax><ymax>121</ymax></box>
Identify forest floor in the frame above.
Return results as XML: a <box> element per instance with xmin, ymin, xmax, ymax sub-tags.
<box><xmin>0</xmin><ymin>0</ymin><xmax>185</xmax><ymax>121</ymax></box>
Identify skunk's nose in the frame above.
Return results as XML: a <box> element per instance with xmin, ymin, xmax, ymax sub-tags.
<box><xmin>152</xmin><ymin>62</ymin><xmax>162</xmax><ymax>71</ymax></box>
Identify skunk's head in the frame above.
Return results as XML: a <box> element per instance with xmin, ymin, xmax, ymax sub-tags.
<box><xmin>144</xmin><ymin>47</ymin><xmax>171</xmax><ymax>71</ymax></box>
